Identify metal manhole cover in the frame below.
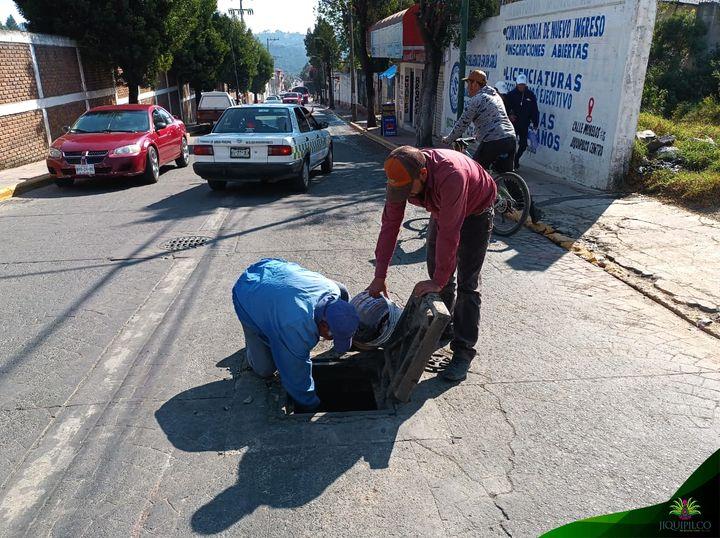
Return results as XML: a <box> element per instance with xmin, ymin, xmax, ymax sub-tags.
<box><xmin>425</xmin><ymin>351</ymin><xmax>452</xmax><ymax>373</ymax></box>
<box><xmin>159</xmin><ymin>236</ymin><xmax>211</xmax><ymax>252</ymax></box>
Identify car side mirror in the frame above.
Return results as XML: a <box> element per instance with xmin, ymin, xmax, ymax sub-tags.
<box><xmin>62</xmin><ymin>125</ymin><xmax>70</xmax><ymax>133</ymax></box>
<box><xmin>155</xmin><ymin>121</ymin><xmax>168</xmax><ymax>131</ymax></box>
<box><xmin>318</xmin><ymin>121</ymin><xmax>329</xmax><ymax>129</ymax></box>
<box><xmin>173</xmin><ymin>115</ymin><xmax>180</xmax><ymax>120</ymax></box>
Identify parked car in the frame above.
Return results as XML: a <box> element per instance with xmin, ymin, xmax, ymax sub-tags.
<box><xmin>192</xmin><ymin>104</ymin><xmax>333</xmax><ymax>193</ymax></box>
<box><xmin>264</xmin><ymin>95</ymin><xmax>281</xmax><ymax>103</ymax></box>
<box><xmin>291</xmin><ymin>86</ymin><xmax>311</xmax><ymax>104</ymax></box>
<box><xmin>46</xmin><ymin>105</ymin><xmax>189</xmax><ymax>187</ymax></box>
<box><xmin>197</xmin><ymin>91</ymin><xmax>236</xmax><ymax>125</ymax></box>
<box><xmin>282</xmin><ymin>92</ymin><xmax>303</xmax><ymax>105</ymax></box>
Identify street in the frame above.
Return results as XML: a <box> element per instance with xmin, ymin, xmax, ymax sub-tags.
<box><xmin>0</xmin><ymin>111</ymin><xmax>718</xmax><ymax>536</ymax></box>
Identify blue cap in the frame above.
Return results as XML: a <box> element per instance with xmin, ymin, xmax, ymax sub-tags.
<box><xmin>324</xmin><ymin>299</ymin><xmax>360</xmax><ymax>354</ymax></box>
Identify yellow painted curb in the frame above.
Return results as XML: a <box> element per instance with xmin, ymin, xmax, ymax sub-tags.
<box><xmin>0</xmin><ymin>174</ymin><xmax>53</xmax><ymax>202</ymax></box>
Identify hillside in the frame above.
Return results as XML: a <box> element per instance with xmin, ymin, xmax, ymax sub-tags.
<box><xmin>255</xmin><ymin>31</ymin><xmax>308</xmax><ymax>78</ymax></box>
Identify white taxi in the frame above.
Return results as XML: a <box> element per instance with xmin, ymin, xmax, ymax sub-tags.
<box><xmin>192</xmin><ymin>104</ymin><xmax>333</xmax><ymax>192</ymax></box>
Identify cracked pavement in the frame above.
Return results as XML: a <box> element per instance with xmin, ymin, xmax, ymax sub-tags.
<box><xmin>525</xmin><ymin>170</ymin><xmax>720</xmax><ymax>326</ymax></box>
<box><xmin>0</xmin><ymin>113</ymin><xmax>718</xmax><ymax>537</ymax></box>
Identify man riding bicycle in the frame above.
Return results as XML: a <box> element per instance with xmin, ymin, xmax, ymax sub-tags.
<box><xmin>442</xmin><ymin>69</ymin><xmax>516</xmax><ymax>173</ymax></box>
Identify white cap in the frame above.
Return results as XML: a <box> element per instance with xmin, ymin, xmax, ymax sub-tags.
<box><xmin>516</xmin><ymin>74</ymin><xmax>528</xmax><ymax>85</ymax></box>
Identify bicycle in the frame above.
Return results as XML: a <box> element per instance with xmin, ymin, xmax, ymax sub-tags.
<box><xmin>452</xmin><ymin>137</ymin><xmax>531</xmax><ymax>237</ymax></box>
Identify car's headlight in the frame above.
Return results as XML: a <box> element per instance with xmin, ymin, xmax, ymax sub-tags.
<box><xmin>111</xmin><ymin>144</ymin><xmax>142</xmax><ymax>156</ymax></box>
<box><xmin>48</xmin><ymin>148</ymin><xmax>62</xmax><ymax>159</ymax></box>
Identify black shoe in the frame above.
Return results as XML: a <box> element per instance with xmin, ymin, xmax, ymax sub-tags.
<box><xmin>440</xmin><ymin>357</ymin><xmax>472</xmax><ymax>381</ymax></box>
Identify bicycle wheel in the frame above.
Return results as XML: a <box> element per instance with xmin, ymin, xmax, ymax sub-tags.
<box><xmin>492</xmin><ymin>172</ymin><xmax>531</xmax><ymax>236</ymax></box>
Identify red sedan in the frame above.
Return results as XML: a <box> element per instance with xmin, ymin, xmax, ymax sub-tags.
<box><xmin>281</xmin><ymin>92</ymin><xmax>303</xmax><ymax>105</ymax></box>
<box><xmin>46</xmin><ymin>104</ymin><xmax>189</xmax><ymax>187</ymax></box>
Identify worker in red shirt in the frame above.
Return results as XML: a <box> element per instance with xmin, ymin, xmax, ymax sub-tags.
<box><xmin>367</xmin><ymin>146</ymin><xmax>496</xmax><ymax>381</ymax></box>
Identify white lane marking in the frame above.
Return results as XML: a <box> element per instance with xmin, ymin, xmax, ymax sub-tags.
<box><xmin>0</xmin><ymin>207</ymin><xmax>230</xmax><ymax>533</ymax></box>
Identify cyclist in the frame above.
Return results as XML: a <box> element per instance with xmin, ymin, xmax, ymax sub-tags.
<box><xmin>442</xmin><ymin>69</ymin><xmax>516</xmax><ymax>173</ymax></box>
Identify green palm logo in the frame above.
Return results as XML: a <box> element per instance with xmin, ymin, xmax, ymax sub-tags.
<box><xmin>669</xmin><ymin>497</ymin><xmax>701</xmax><ymax>521</ymax></box>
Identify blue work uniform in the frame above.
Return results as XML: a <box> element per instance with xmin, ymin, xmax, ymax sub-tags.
<box><xmin>231</xmin><ymin>258</ymin><xmax>343</xmax><ymax>409</ymax></box>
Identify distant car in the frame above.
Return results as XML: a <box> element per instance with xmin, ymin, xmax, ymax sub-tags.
<box><xmin>291</xmin><ymin>86</ymin><xmax>311</xmax><ymax>104</ymax></box>
<box><xmin>282</xmin><ymin>92</ymin><xmax>303</xmax><ymax>105</ymax></box>
<box><xmin>264</xmin><ymin>95</ymin><xmax>281</xmax><ymax>103</ymax></box>
<box><xmin>192</xmin><ymin>104</ymin><xmax>333</xmax><ymax>192</ymax></box>
<box><xmin>46</xmin><ymin>104</ymin><xmax>189</xmax><ymax>187</ymax></box>
<box><xmin>197</xmin><ymin>91</ymin><xmax>236</xmax><ymax>125</ymax></box>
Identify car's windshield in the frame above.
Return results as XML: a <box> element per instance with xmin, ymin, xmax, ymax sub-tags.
<box><xmin>199</xmin><ymin>95</ymin><xmax>233</xmax><ymax>109</ymax></box>
<box><xmin>71</xmin><ymin>110</ymin><xmax>149</xmax><ymax>133</ymax></box>
<box><xmin>213</xmin><ymin>108</ymin><xmax>292</xmax><ymax>134</ymax></box>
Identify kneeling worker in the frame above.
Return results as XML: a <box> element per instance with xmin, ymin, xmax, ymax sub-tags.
<box><xmin>232</xmin><ymin>258</ymin><xmax>360</xmax><ymax>412</ymax></box>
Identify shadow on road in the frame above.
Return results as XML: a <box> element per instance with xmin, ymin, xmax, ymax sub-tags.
<box><xmin>155</xmin><ymin>367</ymin><xmax>455</xmax><ymax>535</ymax></box>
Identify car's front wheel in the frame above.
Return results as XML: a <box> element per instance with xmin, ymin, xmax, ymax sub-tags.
<box><xmin>175</xmin><ymin>138</ymin><xmax>190</xmax><ymax>168</ymax></box>
<box><xmin>290</xmin><ymin>158</ymin><xmax>310</xmax><ymax>193</ymax></box>
<box><xmin>142</xmin><ymin>146</ymin><xmax>160</xmax><ymax>184</ymax></box>
<box><xmin>321</xmin><ymin>144</ymin><xmax>333</xmax><ymax>174</ymax></box>
<box><xmin>208</xmin><ymin>180</ymin><xmax>227</xmax><ymax>191</ymax></box>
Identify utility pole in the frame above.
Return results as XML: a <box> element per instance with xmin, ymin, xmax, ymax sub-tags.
<box><xmin>348</xmin><ymin>1</ymin><xmax>357</xmax><ymax>122</ymax></box>
<box><xmin>229</xmin><ymin>0</ymin><xmax>253</xmax><ymax>23</ymax></box>
<box><xmin>457</xmin><ymin>0</ymin><xmax>470</xmax><ymax>119</ymax></box>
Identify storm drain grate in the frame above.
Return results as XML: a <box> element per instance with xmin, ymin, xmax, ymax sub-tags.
<box><xmin>159</xmin><ymin>236</ymin><xmax>211</xmax><ymax>252</ymax></box>
<box><xmin>425</xmin><ymin>351</ymin><xmax>452</xmax><ymax>373</ymax></box>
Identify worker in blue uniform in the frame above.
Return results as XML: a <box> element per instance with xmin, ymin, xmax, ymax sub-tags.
<box><xmin>232</xmin><ymin>258</ymin><xmax>360</xmax><ymax>412</ymax></box>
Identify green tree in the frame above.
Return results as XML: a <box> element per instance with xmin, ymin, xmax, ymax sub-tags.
<box><xmin>216</xmin><ymin>15</ymin><xmax>260</xmax><ymax>99</ymax></box>
<box><xmin>319</xmin><ymin>0</ymin><xmax>413</xmax><ymax>127</ymax></box>
<box><xmin>5</xmin><ymin>15</ymin><xmax>21</xmax><ymax>30</ymax></box>
<box><xmin>305</xmin><ymin>17</ymin><xmax>340</xmax><ymax>108</ymax></box>
<box><xmin>415</xmin><ymin>0</ymin><xmax>498</xmax><ymax>146</ymax></box>
<box><xmin>16</xmin><ymin>0</ymin><xmax>200</xmax><ymax>103</ymax></box>
<box><xmin>251</xmin><ymin>46</ymin><xmax>274</xmax><ymax>102</ymax></box>
<box><xmin>173</xmin><ymin>0</ymin><xmax>229</xmax><ymax>107</ymax></box>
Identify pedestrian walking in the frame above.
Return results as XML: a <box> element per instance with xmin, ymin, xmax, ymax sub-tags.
<box><xmin>506</xmin><ymin>74</ymin><xmax>539</xmax><ymax>170</ymax></box>
<box><xmin>232</xmin><ymin>258</ymin><xmax>359</xmax><ymax>412</ymax></box>
<box><xmin>443</xmin><ymin>69</ymin><xmax>517</xmax><ymax>173</ymax></box>
<box><xmin>367</xmin><ymin>146</ymin><xmax>497</xmax><ymax>382</ymax></box>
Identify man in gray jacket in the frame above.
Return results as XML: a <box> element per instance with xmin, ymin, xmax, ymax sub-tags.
<box><xmin>443</xmin><ymin>70</ymin><xmax>517</xmax><ymax>173</ymax></box>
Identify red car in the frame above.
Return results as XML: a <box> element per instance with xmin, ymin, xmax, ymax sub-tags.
<box><xmin>282</xmin><ymin>92</ymin><xmax>303</xmax><ymax>105</ymax></box>
<box><xmin>46</xmin><ymin>104</ymin><xmax>189</xmax><ymax>187</ymax></box>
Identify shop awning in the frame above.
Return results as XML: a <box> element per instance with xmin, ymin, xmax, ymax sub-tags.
<box><xmin>369</xmin><ymin>5</ymin><xmax>424</xmax><ymax>63</ymax></box>
<box><xmin>379</xmin><ymin>65</ymin><xmax>398</xmax><ymax>80</ymax></box>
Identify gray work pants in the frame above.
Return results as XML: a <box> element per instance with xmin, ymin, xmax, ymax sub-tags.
<box><xmin>426</xmin><ymin>211</ymin><xmax>493</xmax><ymax>361</ymax></box>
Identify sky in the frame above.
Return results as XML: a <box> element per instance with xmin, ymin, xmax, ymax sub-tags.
<box><xmin>0</xmin><ymin>0</ymin><xmax>318</xmax><ymax>34</ymax></box>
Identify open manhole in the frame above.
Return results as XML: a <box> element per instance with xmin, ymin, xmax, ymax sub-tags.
<box><xmin>280</xmin><ymin>295</ymin><xmax>450</xmax><ymax>417</ymax></box>
<box><xmin>159</xmin><ymin>236</ymin><xmax>211</xmax><ymax>252</ymax></box>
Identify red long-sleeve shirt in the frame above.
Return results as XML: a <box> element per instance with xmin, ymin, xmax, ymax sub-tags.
<box><xmin>374</xmin><ymin>149</ymin><xmax>497</xmax><ymax>287</ymax></box>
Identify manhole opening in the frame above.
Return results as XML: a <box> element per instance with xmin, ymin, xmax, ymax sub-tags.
<box><xmin>284</xmin><ymin>353</ymin><xmax>386</xmax><ymax>416</ymax></box>
<box><xmin>159</xmin><ymin>236</ymin><xmax>211</xmax><ymax>252</ymax></box>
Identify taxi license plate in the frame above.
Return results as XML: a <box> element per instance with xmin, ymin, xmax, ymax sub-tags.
<box><xmin>75</xmin><ymin>164</ymin><xmax>95</xmax><ymax>175</ymax></box>
<box><xmin>230</xmin><ymin>147</ymin><xmax>251</xmax><ymax>159</ymax></box>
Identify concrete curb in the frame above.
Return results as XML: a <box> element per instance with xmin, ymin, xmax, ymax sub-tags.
<box><xmin>331</xmin><ymin>109</ymin><xmax>720</xmax><ymax>340</ymax></box>
<box><xmin>0</xmin><ymin>173</ymin><xmax>54</xmax><ymax>202</ymax></box>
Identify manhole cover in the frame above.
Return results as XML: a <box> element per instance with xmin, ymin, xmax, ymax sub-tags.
<box><xmin>425</xmin><ymin>351</ymin><xmax>452</xmax><ymax>373</ymax></box>
<box><xmin>159</xmin><ymin>236</ymin><xmax>211</xmax><ymax>252</ymax></box>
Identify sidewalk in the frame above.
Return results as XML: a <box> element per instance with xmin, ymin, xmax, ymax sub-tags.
<box><xmin>0</xmin><ymin>160</ymin><xmax>52</xmax><ymax>201</ymax></box>
<box><xmin>333</xmin><ymin>106</ymin><xmax>720</xmax><ymax>336</ymax></box>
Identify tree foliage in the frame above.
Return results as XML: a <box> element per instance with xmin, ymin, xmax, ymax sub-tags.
<box><xmin>16</xmin><ymin>0</ymin><xmax>201</xmax><ymax>103</ymax></box>
<box><xmin>415</xmin><ymin>0</ymin><xmax>498</xmax><ymax>146</ymax></box>
<box><xmin>251</xmin><ymin>46</ymin><xmax>275</xmax><ymax>97</ymax></box>
<box><xmin>4</xmin><ymin>15</ymin><xmax>21</xmax><ymax>31</ymax></box>
<box><xmin>216</xmin><ymin>15</ymin><xmax>261</xmax><ymax>97</ymax></box>
<box><xmin>172</xmin><ymin>0</ymin><xmax>228</xmax><ymax>101</ymax></box>
<box><xmin>305</xmin><ymin>17</ymin><xmax>341</xmax><ymax>107</ymax></box>
<box><xmin>642</xmin><ymin>9</ymin><xmax>720</xmax><ymax>118</ymax></box>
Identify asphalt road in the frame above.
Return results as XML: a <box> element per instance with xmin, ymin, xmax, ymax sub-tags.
<box><xmin>0</xmin><ymin>111</ymin><xmax>718</xmax><ymax>537</ymax></box>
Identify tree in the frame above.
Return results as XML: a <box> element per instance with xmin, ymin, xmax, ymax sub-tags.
<box><xmin>305</xmin><ymin>17</ymin><xmax>340</xmax><ymax>108</ymax></box>
<box><xmin>5</xmin><ymin>15</ymin><xmax>21</xmax><ymax>31</ymax></box>
<box><xmin>251</xmin><ymin>46</ymin><xmax>274</xmax><ymax>102</ymax></box>
<box><xmin>415</xmin><ymin>0</ymin><xmax>498</xmax><ymax>146</ymax></box>
<box><xmin>16</xmin><ymin>0</ymin><xmax>200</xmax><ymax>103</ymax></box>
<box><xmin>319</xmin><ymin>0</ymin><xmax>412</xmax><ymax>127</ymax></box>
<box><xmin>173</xmin><ymin>1</ymin><xmax>229</xmax><ymax>107</ymax></box>
<box><xmin>216</xmin><ymin>15</ymin><xmax>260</xmax><ymax>99</ymax></box>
